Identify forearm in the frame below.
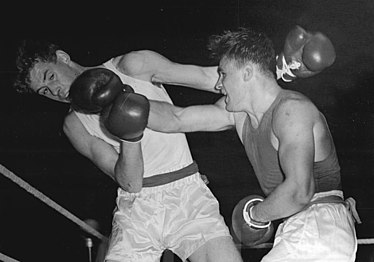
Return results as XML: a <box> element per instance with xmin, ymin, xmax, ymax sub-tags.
<box><xmin>148</xmin><ymin>101</ymin><xmax>182</xmax><ymax>133</ymax></box>
<box><xmin>152</xmin><ymin>63</ymin><xmax>220</xmax><ymax>93</ymax></box>
<box><xmin>114</xmin><ymin>141</ymin><xmax>144</xmax><ymax>192</ymax></box>
<box><xmin>186</xmin><ymin>65</ymin><xmax>219</xmax><ymax>93</ymax></box>
<box><xmin>252</xmin><ymin>180</ymin><xmax>313</xmax><ymax>222</ymax></box>
<box><xmin>148</xmin><ymin>98</ymin><xmax>234</xmax><ymax>133</ymax></box>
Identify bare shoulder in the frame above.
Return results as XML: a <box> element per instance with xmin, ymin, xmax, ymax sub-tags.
<box><xmin>273</xmin><ymin>91</ymin><xmax>320</xmax><ymax>131</ymax></box>
<box><xmin>113</xmin><ymin>50</ymin><xmax>167</xmax><ymax>77</ymax></box>
<box><xmin>275</xmin><ymin>92</ymin><xmax>318</xmax><ymax>118</ymax></box>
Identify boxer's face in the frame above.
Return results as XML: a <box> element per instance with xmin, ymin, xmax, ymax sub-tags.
<box><xmin>29</xmin><ymin>51</ymin><xmax>79</xmax><ymax>103</ymax></box>
<box><xmin>217</xmin><ymin>58</ymin><xmax>244</xmax><ymax>112</ymax></box>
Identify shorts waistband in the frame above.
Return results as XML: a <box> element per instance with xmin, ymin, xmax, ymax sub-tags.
<box><xmin>309</xmin><ymin>190</ymin><xmax>344</xmax><ymax>205</ymax></box>
<box><xmin>311</xmin><ymin>190</ymin><xmax>344</xmax><ymax>201</ymax></box>
<box><xmin>117</xmin><ymin>173</ymin><xmax>203</xmax><ymax>200</ymax></box>
<box><xmin>305</xmin><ymin>190</ymin><xmax>362</xmax><ymax>224</ymax></box>
<box><xmin>142</xmin><ymin>161</ymin><xmax>199</xmax><ymax>187</ymax></box>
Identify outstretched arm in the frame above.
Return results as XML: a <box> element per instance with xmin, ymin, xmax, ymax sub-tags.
<box><xmin>147</xmin><ymin>97</ymin><xmax>235</xmax><ymax>133</ymax></box>
<box><xmin>115</xmin><ymin>50</ymin><xmax>220</xmax><ymax>93</ymax></box>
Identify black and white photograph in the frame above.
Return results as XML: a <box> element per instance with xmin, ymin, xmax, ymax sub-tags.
<box><xmin>0</xmin><ymin>1</ymin><xmax>373</xmax><ymax>261</ymax></box>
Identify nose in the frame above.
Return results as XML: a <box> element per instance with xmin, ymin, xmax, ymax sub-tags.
<box><xmin>50</xmin><ymin>86</ymin><xmax>61</xmax><ymax>97</ymax></box>
<box><xmin>51</xmin><ymin>85</ymin><xmax>69</xmax><ymax>100</ymax></box>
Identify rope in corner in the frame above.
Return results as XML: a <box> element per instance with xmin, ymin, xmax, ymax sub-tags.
<box><xmin>0</xmin><ymin>163</ymin><xmax>108</xmax><ymax>241</ymax></box>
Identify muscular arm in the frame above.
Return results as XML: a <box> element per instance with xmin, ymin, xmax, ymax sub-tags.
<box><xmin>63</xmin><ymin>112</ymin><xmax>143</xmax><ymax>192</ymax></box>
<box><xmin>252</xmin><ymin>100</ymin><xmax>316</xmax><ymax>222</ymax></box>
<box><xmin>147</xmin><ymin>97</ymin><xmax>235</xmax><ymax>132</ymax></box>
<box><xmin>116</xmin><ymin>50</ymin><xmax>220</xmax><ymax>93</ymax></box>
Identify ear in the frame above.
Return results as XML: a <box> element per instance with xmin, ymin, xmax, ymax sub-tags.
<box><xmin>56</xmin><ymin>50</ymin><xmax>71</xmax><ymax>64</ymax></box>
<box><xmin>243</xmin><ymin>64</ymin><xmax>253</xmax><ymax>82</ymax></box>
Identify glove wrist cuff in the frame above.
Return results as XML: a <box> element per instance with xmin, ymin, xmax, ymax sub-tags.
<box><xmin>243</xmin><ymin>199</ymin><xmax>271</xmax><ymax>229</ymax></box>
<box><xmin>249</xmin><ymin>206</ymin><xmax>271</xmax><ymax>228</ymax></box>
<box><xmin>120</xmin><ymin>134</ymin><xmax>143</xmax><ymax>144</ymax></box>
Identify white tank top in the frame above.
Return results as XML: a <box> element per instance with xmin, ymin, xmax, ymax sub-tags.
<box><xmin>74</xmin><ymin>59</ymin><xmax>194</xmax><ymax>177</ymax></box>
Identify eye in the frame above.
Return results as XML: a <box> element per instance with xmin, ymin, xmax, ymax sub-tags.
<box><xmin>49</xmin><ymin>73</ymin><xmax>55</xmax><ymax>80</ymax></box>
<box><xmin>219</xmin><ymin>71</ymin><xmax>226</xmax><ymax>79</ymax></box>
<box><xmin>40</xmin><ymin>87</ymin><xmax>50</xmax><ymax>95</ymax></box>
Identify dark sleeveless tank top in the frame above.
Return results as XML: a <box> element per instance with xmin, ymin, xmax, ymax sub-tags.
<box><xmin>242</xmin><ymin>90</ymin><xmax>342</xmax><ymax>195</ymax></box>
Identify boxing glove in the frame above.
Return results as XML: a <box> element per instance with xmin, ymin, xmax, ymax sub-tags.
<box><xmin>104</xmin><ymin>91</ymin><xmax>150</xmax><ymax>142</ymax></box>
<box><xmin>276</xmin><ymin>25</ymin><xmax>336</xmax><ymax>82</ymax></box>
<box><xmin>69</xmin><ymin>68</ymin><xmax>134</xmax><ymax>114</ymax></box>
<box><xmin>232</xmin><ymin>195</ymin><xmax>274</xmax><ymax>247</ymax></box>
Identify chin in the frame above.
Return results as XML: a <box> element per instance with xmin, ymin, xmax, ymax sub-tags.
<box><xmin>58</xmin><ymin>99</ymin><xmax>70</xmax><ymax>104</ymax></box>
<box><xmin>225</xmin><ymin>104</ymin><xmax>234</xmax><ymax>112</ymax></box>
<box><xmin>56</xmin><ymin>98</ymin><xmax>71</xmax><ymax>104</ymax></box>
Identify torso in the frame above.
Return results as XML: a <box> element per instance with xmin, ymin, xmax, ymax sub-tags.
<box><xmin>240</xmin><ymin>90</ymin><xmax>341</xmax><ymax>194</ymax></box>
<box><xmin>73</xmin><ymin>56</ymin><xmax>194</xmax><ymax>178</ymax></box>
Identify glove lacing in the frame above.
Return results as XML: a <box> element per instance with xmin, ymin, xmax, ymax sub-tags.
<box><xmin>276</xmin><ymin>55</ymin><xmax>302</xmax><ymax>82</ymax></box>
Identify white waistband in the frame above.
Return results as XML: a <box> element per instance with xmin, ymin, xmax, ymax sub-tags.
<box><xmin>311</xmin><ymin>190</ymin><xmax>344</xmax><ymax>202</ymax></box>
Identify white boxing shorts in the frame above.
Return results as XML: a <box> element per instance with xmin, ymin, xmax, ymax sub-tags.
<box><xmin>105</xmin><ymin>173</ymin><xmax>231</xmax><ymax>262</ymax></box>
<box><xmin>261</xmin><ymin>190</ymin><xmax>358</xmax><ymax>262</ymax></box>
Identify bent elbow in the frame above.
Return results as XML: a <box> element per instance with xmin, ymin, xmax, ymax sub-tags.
<box><xmin>294</xmin><ymin>188</ymin><xmax>314</xmax><ymax>209</ymax></box>
<box><xmin>116</xmin><ymin>176</ymin><xmax>143</xmax><ymax>193</ymax></box>
<box><xmin>292</xmin><ymin>175</ymin><xmax>315</xmax><ymax>209</ymax></box>
<box><xmin>121</xmin><ymin>182</ymin><xmax>142</xmax><ymax>193</ymax></box>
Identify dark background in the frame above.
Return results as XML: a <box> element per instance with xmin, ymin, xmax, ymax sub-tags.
<box><xmin>0</xmin><ymin>1</ymin><xmax>374</xmax><ymax>261</ymax></box>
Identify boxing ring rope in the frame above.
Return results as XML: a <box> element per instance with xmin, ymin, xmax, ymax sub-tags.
<box><xmin>0</xmin><ymin>162</ymin><xmax>373</xmax><ymax>261</ymax></box>
<box><xmin>0</xmin><ymin>163</ymin><xmax>107</xmax><ymax>240</ymax></box>
<box><xmin>0</xmin><ymin>252</ymin><xmax>20</xmax><ymax>262</ymax></box>
<box><xmin>357</xmin><ymin>238</ymin><xmax>374</xmax><ymax>245</ymax></box>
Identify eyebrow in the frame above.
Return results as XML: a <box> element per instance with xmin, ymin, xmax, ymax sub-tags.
<box><xmin>43</xmin><ymin>70</ymin><xmax>47</xmax><ymax>82</ymax></box>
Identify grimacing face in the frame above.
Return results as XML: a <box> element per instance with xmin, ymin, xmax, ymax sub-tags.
<box><xmin>29</xmin><ymin>51</ymin><xmax>79</xmax><ymax>103</ymax></box>
<box><xmin>216</xmin><ymin>58</ymin><xmax>245</xmax><ymax>112</ymax></box>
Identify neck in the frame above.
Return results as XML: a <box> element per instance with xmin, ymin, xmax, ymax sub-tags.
<box><xmin>70</xmin><ymin>62</ymin><xmax>87</xmax><ymax>76</ymax></box>
<box><xmin>246</xmin><ymin>78</ymin><xmax>281</xmax><ymax>127</ymax></box>
<box><xmin>72</xmin><ymin>62</ymin><xmax>103</xmax><ymax>76</ymax></box>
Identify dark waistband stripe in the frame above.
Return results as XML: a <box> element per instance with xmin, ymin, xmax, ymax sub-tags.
<box><xmin>142</xmin><ymin>161</ymin><xmax>199</xmax><ymax>187</ymax></box>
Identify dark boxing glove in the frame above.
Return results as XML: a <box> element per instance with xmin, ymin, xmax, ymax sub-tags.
<box><xmin>104</xmin><ymin>92</ymin><xmax>150</xmax><ymax>142</ymax></box>
<box><xmin>69</xmin><ymin>68</ymin><xmax>134</xmax><ymax>114</ymax></box>
<box><xmin>232</xmin><ymin>195</ymin><xmax>274</xmax><ymax>247</ymax></box>
<box><xmin>276</xmin><ymin>25</ymin><xmax>336</xmax><ymax>82</ymax></box>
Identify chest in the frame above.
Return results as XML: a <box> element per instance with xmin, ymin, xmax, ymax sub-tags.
<box><xmin>235</xmin><ymin>113</ymin><xmax>279</xmax><ymax>151</ymax></box>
